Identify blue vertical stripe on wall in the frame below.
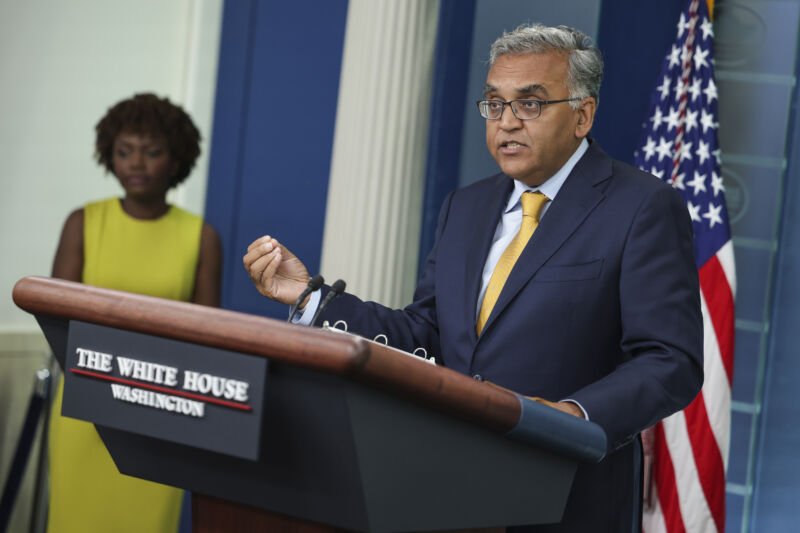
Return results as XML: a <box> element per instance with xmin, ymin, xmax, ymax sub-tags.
<box><xmin>204</xmin><ymin>0</ymin><xmax>258</xmax><ymax>310</ymax></box>
<box><xmin>593</xmin><ymin>1</ymin><xmax>683</xmax><ymax>164</ymax></box>
<box><xmin>418</xmin><ymin>0</ymin><xmax>477</xmax><ymax>276</ymax></box>
<box><xmin>205</xmin><ymin>0</ymin><xmax>349</xmax><ymax>318</ymax></box>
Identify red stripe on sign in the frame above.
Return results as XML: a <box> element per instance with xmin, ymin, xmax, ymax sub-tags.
<box><xmin>654</xmin><ymin>421</ymin><xmax>687</xmax><ymax>533</ymax></box>
<box><xmin>70</xmin><ymin>368</ymin><xmax>252</xmax><ymax>411</ymax></box>
<box><xmin>699</xmin><ymin>255</ymin><xmax>735</xmax><ymax>385</ymax></box>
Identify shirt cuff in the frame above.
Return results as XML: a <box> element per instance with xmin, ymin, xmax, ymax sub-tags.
<box><xmin>290</xmin><ymin>289</ymin><xmax>322</xmax><ymax>325</ymax></box>
<box><xmin>561</xmin><ymin>399</ymin><xmax>590</xmax><ymax>421</ymax></box>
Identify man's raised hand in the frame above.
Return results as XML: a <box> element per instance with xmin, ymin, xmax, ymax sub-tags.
<box><xmin>243</xmin><ymin>235</ymin><xmax>311</xmax><ymax>306</ymax></box>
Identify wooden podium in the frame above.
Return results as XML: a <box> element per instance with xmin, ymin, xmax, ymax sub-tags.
<box><xmin>13</xmin><ymin>276</ymin><xmax>606</xmax><ymax>532</ymax></box>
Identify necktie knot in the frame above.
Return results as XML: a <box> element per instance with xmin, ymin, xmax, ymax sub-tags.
<box><xmin>521</xmin><ymin>191</ymin><xmax>549</xmax><ymax>221</ymax></box>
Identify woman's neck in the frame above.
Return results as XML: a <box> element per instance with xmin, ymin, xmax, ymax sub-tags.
<box><xmin>120</xmin><ymin>196</ymin><xmax>170</xmax><ymax>220</ymax></box>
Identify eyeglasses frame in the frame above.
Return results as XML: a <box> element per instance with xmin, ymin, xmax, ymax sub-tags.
<box><xmin>476</xmin><ymin>97</ymin><xmax>584</xmax><ymax>120</ymax></box>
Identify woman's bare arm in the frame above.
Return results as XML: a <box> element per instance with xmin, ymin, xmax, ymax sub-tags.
<box><xmin>192</xmin><ymin>221</ymin><xmax>222</xmax><ymax>307</ymax></box>
<box><xmin>52</xmin><ymin>209</ymin><xmax>84</xmax><ymax>281</ymax></box>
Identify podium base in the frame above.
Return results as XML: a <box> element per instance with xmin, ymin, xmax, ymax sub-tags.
<box><xmin>192</xmin><ymin>494</ymin><xmax>504</xmax><ymax>533</ymax></box>
<box><xmin>193</xmin><ymin>493</ymin><xmax>344</xmax><ymax>532</ymax></box>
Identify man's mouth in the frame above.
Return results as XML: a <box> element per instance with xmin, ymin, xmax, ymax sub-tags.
<box><xmin>499</xmin><ymin>141</ymin><xmax>525</xmax><ymax>153</ymax></box>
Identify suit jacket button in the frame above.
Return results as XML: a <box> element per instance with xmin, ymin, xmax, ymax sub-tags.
<box><xmin>472</xmin><ymin>374</ymin><xmax>483</xmax><ymax>381</ymax></box>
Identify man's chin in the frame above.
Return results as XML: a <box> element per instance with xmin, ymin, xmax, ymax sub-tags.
<box><xmin>497</xmin><ymin>163</ymin><xmax>531</xmax><ymax>181</ymax></box>
<box><xmin>497</xmin><ymin>161</ymin><xmax>525</xmax><ymax>179</ymax></box>
<box><xmin>502</xmin><ymin>171</ymin><xmax>548</xmax><ymax>188</ymax></box>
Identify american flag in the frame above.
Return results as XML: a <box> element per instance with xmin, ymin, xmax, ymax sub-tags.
<box><xmin>634</xmin><ymin>1</ymin><xmax>736</xmax><ymax>532</ymax></box>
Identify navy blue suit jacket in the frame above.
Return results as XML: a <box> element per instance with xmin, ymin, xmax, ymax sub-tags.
<box><xmin>320</xmin><ymin>141</ymin><xmax>703</xmax><ymax>531</ymax></box>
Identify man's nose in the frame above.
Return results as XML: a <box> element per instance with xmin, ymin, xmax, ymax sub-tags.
<box><xmin>499</xmin><ymin>103</ymin><xmax>522</xmax><ymax>129</ymax></box>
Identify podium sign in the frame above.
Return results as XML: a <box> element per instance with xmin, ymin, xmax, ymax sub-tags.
<box><xmin>63</xmin><ymin>321</ymin><xmax>267</xmax><ymax>460</ymax></box>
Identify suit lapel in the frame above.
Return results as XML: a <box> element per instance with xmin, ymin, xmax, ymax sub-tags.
<box><xmin>478</xmin><ymin>143</ymin><xmax>612</xmax><ymax>338</ymax></box>
<box><xmin>462</xmin><ymin>175</ymin><xmax>513</xmax><ymax>344</ymax></box>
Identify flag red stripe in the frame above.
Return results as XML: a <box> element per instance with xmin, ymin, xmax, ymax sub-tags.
<box><xmin>684</xmin><ymin>392</ymin><xmax>727</xmax><ymax>532</ymax></box>
<box><xmin>699</xmin><ymin>254</ymin><xmax>735</xmax><ymax>384</ymax></box>
<box><xmin>654</xmin><ymin>422</ymin><xmax>687</xmax><ymax>533</ymax></box>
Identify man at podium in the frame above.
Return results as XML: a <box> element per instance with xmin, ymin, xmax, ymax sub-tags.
<box><xmin>243</xmin><ymin>23</ymin><xmax>702</xmax><ymax>532</ymax></box>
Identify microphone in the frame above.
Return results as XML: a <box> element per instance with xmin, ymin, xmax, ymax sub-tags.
<box><xmin>310</xmin><ymin>279</ymin><xmax>346</xmax><ymax>327</ymax></box>
<box><xmin>287</xmin><ymin>275</ymin><xmax>325</xmax><ymax>323</ymax></box>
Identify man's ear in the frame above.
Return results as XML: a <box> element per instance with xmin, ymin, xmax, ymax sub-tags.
<box><xmin>575</xmin><ymin>97</ymin><xmax>597</xmax><ymax>138</ymax></box>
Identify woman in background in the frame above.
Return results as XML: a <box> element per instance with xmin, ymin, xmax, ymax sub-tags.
<box><xmin>49</xmin><ymin>93</ymin><xmax>222</xmax><ymax>532</ymax></box>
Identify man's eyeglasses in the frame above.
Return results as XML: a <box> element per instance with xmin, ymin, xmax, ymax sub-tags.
<box><xmin>476</xmin><ymin>98</ymin><xmax>582</xmax><ymax>120</ymax></box>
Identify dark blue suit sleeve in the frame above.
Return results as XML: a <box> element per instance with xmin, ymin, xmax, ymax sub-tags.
<box><xmin>318</xmin><ymin>192</ymin><xmax>455</xmax><ymax>357</ymax></box>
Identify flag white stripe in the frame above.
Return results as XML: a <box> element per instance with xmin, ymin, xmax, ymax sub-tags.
<box><xmin>716</xmin><ymin>241</ymin><xmax>736</xmax><ymax>298</ymax></box>
<box><xmin>644</xmin><ymin>485</ymin><xmax>669</xmax><ymax>533</ymax></box>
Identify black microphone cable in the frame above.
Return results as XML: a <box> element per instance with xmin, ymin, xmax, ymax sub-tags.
<box><xmin>310</xmin><ymin>279</ymin><xmax>346</xmax><ymax>327</ymax></box>
<box><xmin>287</xmin><ymin>274</ymin><xmax>325</xmax><ymax>323</ymax></box>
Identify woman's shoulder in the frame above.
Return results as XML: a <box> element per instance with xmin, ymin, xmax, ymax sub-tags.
<box><xmin>63</xmin><ymin>206</ymin><xmax>85</xmax><ymax>224</ymax></box>
<box><xmin>57</xmin><ymin>208</ymin><xmax>85</xmax><ymax>242</ymax></box>
<box><xmin>169</xmin><ymin>204</ymin><xmax>204</xmax><ymax>224</ymax></box>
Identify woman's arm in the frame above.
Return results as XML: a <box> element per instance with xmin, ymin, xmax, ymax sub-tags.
<box><xmin>52</xmin><ymin>209</ymin><xmax>84</xmax><ymax>281</ymax></box>
<box><xmin>192</xmin><ymin>221</ymin><xmax>222</xmax><ymax>307</ymax></box>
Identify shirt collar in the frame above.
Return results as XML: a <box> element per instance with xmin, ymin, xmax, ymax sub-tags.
<box><xmin>505</xmin><ymin>138</ymin><xmax>589</xmax><ymax>213</ymax></box>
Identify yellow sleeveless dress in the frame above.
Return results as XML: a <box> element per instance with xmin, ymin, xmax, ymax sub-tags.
<box><xmin>47</xmin><ymin>198</ymin><xmax>203</xmax><ymax>533</ymax></box>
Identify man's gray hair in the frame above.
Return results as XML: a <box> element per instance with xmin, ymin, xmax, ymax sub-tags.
<box><xmin>489</xmin><ymin>24</ymin><xmax>603</xmax><ymax>108</ymax></box>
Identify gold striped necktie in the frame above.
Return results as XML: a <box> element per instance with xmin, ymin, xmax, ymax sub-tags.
<box><xmin>476</xmin><ymin>191</ymin><xmax>549</xmax><ymax>335</ymax></box>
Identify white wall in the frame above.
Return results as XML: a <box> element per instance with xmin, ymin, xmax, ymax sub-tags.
<box><xmin>0</xmin><ymin>0</ymin><xmax>223</xmax><ymax>333</ymax></box>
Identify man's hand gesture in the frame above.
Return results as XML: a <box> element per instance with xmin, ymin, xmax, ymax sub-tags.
<box><xmin>243</xmin><ymin>235</ymin><xmax>311</xmax><ymax>306</ymax></box>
